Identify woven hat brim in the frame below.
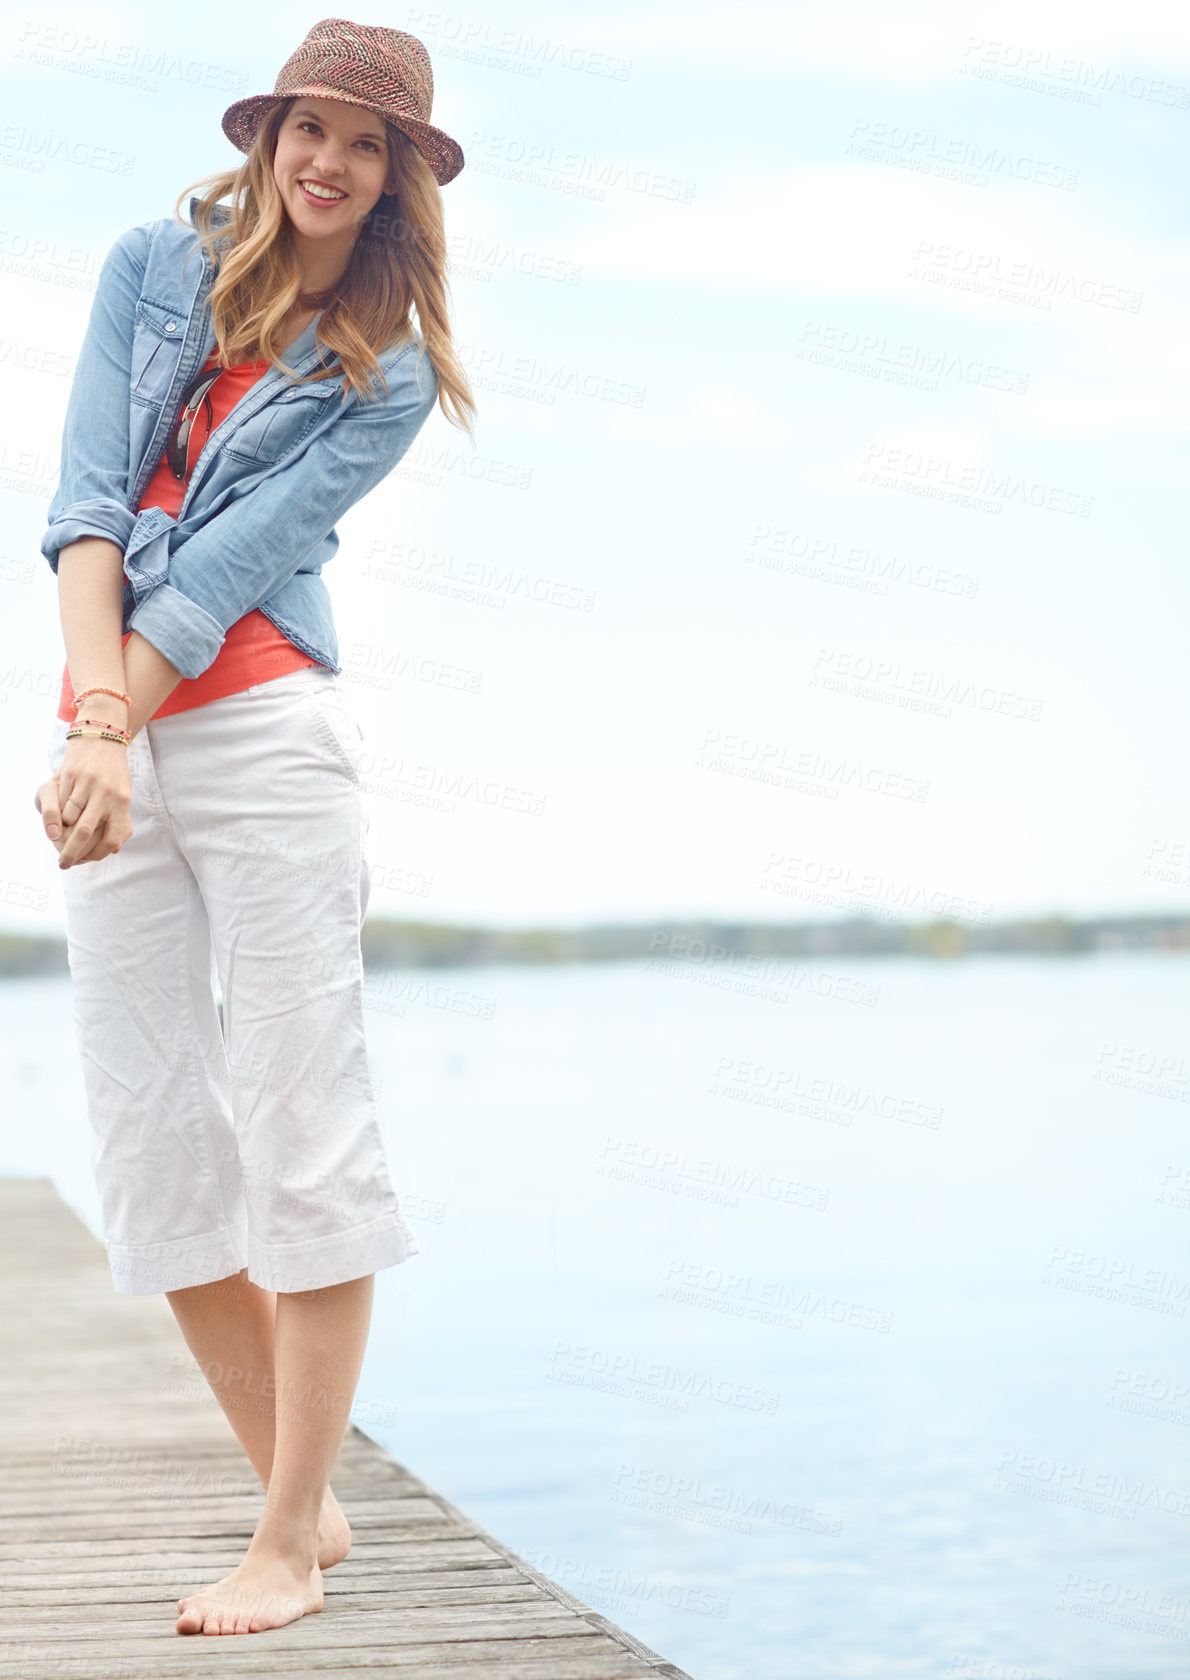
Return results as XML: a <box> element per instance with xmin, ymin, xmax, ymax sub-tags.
<box><xmin>221</xmin><ymin>87</ymin><xmax>464</xmax><ymax>186</ymax></box>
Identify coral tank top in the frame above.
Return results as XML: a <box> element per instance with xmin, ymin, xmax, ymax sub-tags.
<box><xmin>57</xmin><ymin>350</ymin><xmax>318</xmax><ymax>723</ymax></box>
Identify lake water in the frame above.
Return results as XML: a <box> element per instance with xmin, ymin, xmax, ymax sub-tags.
<box><xmin>3</xmin><ymin>952</ymin><xmax>1188</xmax><ymax>1679</ymax></box>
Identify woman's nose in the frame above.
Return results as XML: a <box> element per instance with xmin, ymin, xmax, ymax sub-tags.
<box><xmin>311</xmin><ymin>147</ymin><xmax>348</xmax><ymax>177</ymax></box>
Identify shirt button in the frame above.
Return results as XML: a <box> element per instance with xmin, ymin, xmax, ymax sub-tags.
<box><xmin>164</xmin><ymin>322</ymin><xmax>176</xmax><ymax>332</ymax></box>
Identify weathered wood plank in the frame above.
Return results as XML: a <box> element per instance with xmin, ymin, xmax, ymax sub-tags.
<box><xmin>0</xmin><ymin>1538</ymin><xmax>502</xmax><ymax>1567</ymax></box>
<box><xmin>0</xmin><ymin>1179</ymin><xmax>695</xmax><ymax>1680</ymax></box>
<box><xmin>0</xmin><ymin>1633</ymin><xmax>654</xmax><ymax>1680</ymax></box>
<box><xmin>1</xmin><ymin>1583</ymin><xmax>547</xmax><ymax>1612</ymax></box>
<box><xmin>1</xmin><ymin>1637</ymin><xmax>654</xmax><ymax>1680</ymax></box>
<box><xmin>0</xmin><ymin>1604</ymin><xmax>581</xmax><ymax>1638</ymax></box>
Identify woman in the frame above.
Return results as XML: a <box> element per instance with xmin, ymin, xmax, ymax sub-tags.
<box><xmin>32</xmin><ymin>19</ymin><xmax>474</xmax><ymax>1638</ymax></box>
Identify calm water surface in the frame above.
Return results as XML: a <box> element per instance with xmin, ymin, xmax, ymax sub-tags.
<box><xmin>3</xmin><ymin>952</ymin><xmax>1187</xmax><ymax>1679</ymax></box>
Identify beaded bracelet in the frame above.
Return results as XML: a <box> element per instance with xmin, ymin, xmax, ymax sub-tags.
<box><xmin>72</xmin><ymin>685</ymin><xmax>131</xmax><ymax>711</ymax></box>
<box><xmin>66</xmin><ymin>726</ymin><xmax>130</xmax><ymax>746</ymax></box>
<box><xmin>75</xmin><ymin>716</ymin><xmax>131</xmax><ymax>739</ymax></box>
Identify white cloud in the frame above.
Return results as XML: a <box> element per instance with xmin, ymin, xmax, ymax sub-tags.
<box><xmin>558</xmin><ymin>1</ymin><xmax>1190</xmax><ymax>78</ymax></box>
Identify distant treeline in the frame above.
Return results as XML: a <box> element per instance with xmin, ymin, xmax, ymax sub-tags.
<box><xmin>2</xmin><ymin>912</ymin><xmax>1188</xmax><ymax>978</ymax></box>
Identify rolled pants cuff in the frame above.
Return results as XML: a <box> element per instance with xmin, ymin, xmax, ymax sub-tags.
<box><xmin>105</xmin><ymin>1211</ymin><xmax>420</xmax><ymax>1296</ymax></box>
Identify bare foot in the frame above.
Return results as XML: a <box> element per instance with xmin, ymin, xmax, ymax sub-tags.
<box><xmin>176</xmin><ymin>1549</ymin><xmax>322</xmax><ymax>1635</ymax></box>
<box><xmin>176</xmin><ymin>1488</ymin><xmax>350</xmax><ymax>1611</ymax></box>
<box><xmin>317</xmin><ymin>1485</ymin><xmax>352</xmax><ymax>1569</ymax></box>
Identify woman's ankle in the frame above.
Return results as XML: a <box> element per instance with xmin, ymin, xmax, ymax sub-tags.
<box><xmin>247</xmin><ymin>1524</ymin><xmax>320</xmax><ymax>1570</ymax></box>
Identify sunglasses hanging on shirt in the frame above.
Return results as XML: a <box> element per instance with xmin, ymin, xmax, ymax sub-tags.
<box><xmin>167</xmin><ymin>362</ymin><xmax>227</xmax><ymax>482</ymax></box>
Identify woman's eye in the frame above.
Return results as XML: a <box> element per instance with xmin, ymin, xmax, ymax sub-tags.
<box><xmin>296</xmin><ymin>120</ymin><xmax>378</xmax><ymax>152</ymax></box>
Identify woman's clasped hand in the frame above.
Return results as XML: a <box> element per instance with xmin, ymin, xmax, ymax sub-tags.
<box><xmin>35</xmin><ymin>739</ymin><xmax>134</xmax><ymax>869</ymax></box>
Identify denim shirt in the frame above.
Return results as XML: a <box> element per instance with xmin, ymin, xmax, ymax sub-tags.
<box><xmin>41</xmin><ymin>196</ymin><xmax>439</xmax><ymax>679</ymax></box>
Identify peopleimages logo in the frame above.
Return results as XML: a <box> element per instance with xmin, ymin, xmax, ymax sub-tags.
<box><xmin>809</xmin><ymin>646</ymin><xmax>1044</xmax><ymax>722</ymax></box>
<box><xmin>610</xmin><ymin>1463</ymin><xmax>842</xmax><ymax>1535</ymax></box>
<box><xmin>909</xmin><ymin>240</ymin><xmax>1143</xmax><ymax>313</ymax></box>
<box><xmin>959</xmin><ymin>36</ymin><xmax>1190</xmax><ymax>109</ymax></box>
<box><xmin>997</xmin><ymin>1450</ymin><xmax>1190</xmax><ymax>1516</ymax></box>
<box><xmin>659</xmin><ymin>1259</ymin><xmax>894</xmax><ymax>1335</ymax></box>
<box><xmin>858</xmin><ymin>442</ymin><xmax>1092</xmax><ymax>516</ymax></box>
<box><xmin>1045</xmin><ymin>1245</ymin><xmax>1190</xmax><ymax>1305</ymax></box>
<box><xmin>517</xmin><ymin>1548</ymin><xmax>728</xmax><ymax>1616</ymax></box>
<box><xmin>598</xmin><ymin>1133</ymin><xmax>832</xmax><ymax>1207</ymax></box>
<box><xmin>546</xmin><ymin>1340</ymin><xmax>780</xmax><ymax>1414</ymax></box>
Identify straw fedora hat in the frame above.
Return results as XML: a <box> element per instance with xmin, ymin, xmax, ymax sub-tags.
<box><xmin>221</xmin><ymin>17</ymin><xmax>464</xmax><ymax>186</ymax></box>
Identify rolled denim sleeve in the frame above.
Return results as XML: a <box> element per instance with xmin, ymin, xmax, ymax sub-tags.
<box><xmin>126</xmin><ymin>344</ymin><xmax>439</xmax><ymax>679</ymax></box>
<box><xmin>40</xmin><ymin>222</ymin><xmax>153</xmax><ymax>572</ymax></box>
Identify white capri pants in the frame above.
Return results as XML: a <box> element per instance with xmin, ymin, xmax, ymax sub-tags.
<box><xmin>47</xmin><ymin>663</ymin><xmax>420</xmax><ymax>1296</ymax></box>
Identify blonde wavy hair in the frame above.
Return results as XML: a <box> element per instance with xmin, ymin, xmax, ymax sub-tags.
<box><xmin>173</xmin><ymin>97</ymin><xmax>475</xmax><ymax>436</ymax></box>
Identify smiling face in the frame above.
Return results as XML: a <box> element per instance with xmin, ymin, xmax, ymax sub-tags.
<box><xmin>272</xmin><ymin>96</ymin><xmax>397</xmax><ymax>241</ymax></box>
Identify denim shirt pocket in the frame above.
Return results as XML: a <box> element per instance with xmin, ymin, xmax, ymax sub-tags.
<box><xmin>130</xmin><ymin>297</ymin><xmax>185</xmax><ymax>407</ymax></box>
<box><xmin>223</xmin><ymin>379</ymin><xmax>342</xmax><ymax>467</ymax></box>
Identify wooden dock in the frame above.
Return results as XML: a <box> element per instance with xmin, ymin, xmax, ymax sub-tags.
<box><xmin>0</xmin><ymin>1178</ymin><xmax>695</xmax><ymax>1679</ymax></box>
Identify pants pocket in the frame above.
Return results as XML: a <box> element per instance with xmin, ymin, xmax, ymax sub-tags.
<box><xmin>306</xmin><ymin>680</ymin><xmax>363</xmax><ymax>779</ymax></box>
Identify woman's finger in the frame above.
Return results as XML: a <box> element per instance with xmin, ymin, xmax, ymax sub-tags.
<box><xmin>34</xmin><ymin>776</ymin><xmax>64</xmax><ymax>843</ymax></box>
<box><xmin>59</xmin><ymin>788</ymin><xmax>134</xmax><ymax>866</ymax></box>
<box><xmin>76</xmin><ymin>809</ymin><xmax>133</xmax><ymax>864</ymax></box>
<box><xmin>57</xmin><ymin>797</ymin><xmax>106</xmax><ymax>869</ymax></box>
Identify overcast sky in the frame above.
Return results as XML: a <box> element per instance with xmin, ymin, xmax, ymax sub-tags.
<box><xmin>4</xmin><ymin>1</ymin><xmax>1189</xmax><ymax>932</ymax></box>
